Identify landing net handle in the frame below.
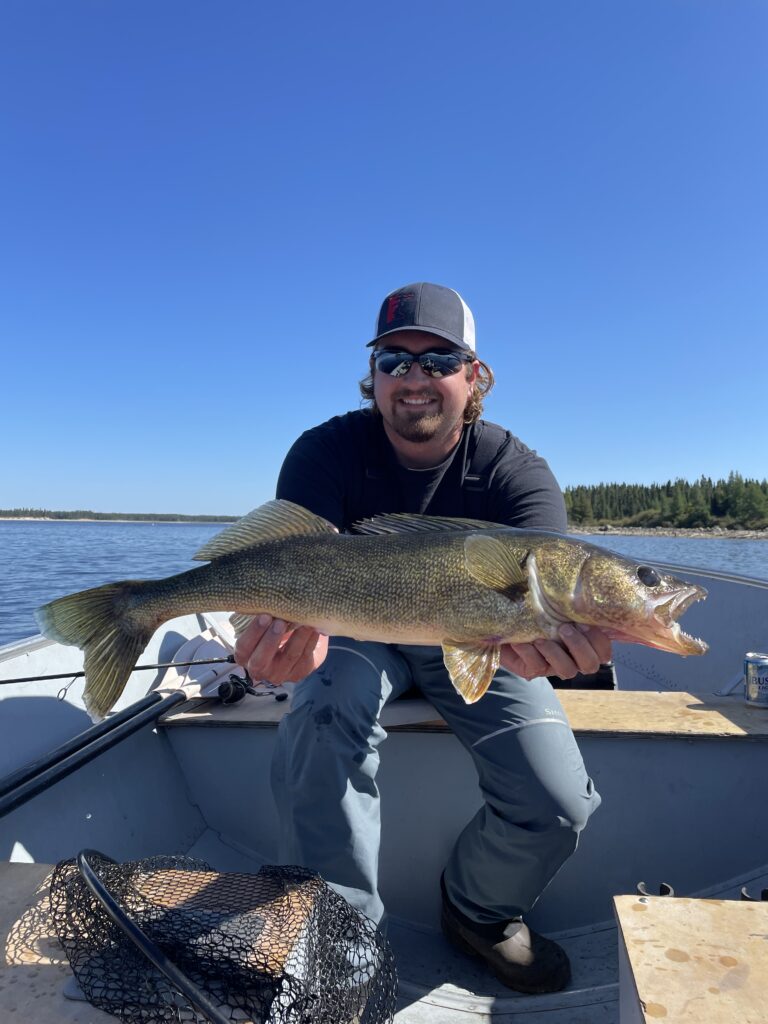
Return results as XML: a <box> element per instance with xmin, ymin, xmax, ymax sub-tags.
<box><xmin>76</xmin><ymin>850</ymin><xmax>231</xmax><ymax>1024</ymax></box>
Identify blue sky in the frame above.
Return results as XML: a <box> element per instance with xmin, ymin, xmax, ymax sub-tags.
<box><xmin>1</xmin><ymin>0</ymin><xmax>766</xmax><ymax>516</ymax></box>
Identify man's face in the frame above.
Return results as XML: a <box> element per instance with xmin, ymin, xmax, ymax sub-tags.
<box><xmin>372</xmin><ymin>330</ymin><xmax>479</xmax><ymax>446</ymax></box>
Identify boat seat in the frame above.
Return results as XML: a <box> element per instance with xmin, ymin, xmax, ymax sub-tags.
<box><xmin>160</xmin><ymin>689</ymin><xmax>768</xmax><ymax>740</ymax></box>
<box><xmin>613</xmin><ymin>893</ymin><xmax>768</xmax><ymax>1023</ymax></box>
<box><xmin>0</xmin><ymin>861</ymin><xmax>113</xmax><ymax>1022</ymax></box>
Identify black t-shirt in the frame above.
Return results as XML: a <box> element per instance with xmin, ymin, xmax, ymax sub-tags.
<box><xmin>276</xmin><ymin>409</ymin><xmax>567</xmax><ymax>534</ymax></box>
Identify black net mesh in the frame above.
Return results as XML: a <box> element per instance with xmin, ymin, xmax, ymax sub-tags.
<box><xmin>50</xmin><ymin>852</ymin><xmax>397</xmax><ymax>1024</ymax></box>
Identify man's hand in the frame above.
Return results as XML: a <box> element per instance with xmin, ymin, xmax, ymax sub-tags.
<box><xmin>500</xmin><ymin>624</ymin><xmax>612</xmax><ymax>680</ymax></box>
<box><xmin>234</xmin><ymin>614</ymin><xmax>329</xmax><ymax>685</ymax></box>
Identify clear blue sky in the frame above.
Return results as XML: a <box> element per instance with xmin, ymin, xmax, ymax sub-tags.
<box><xmin>1</xmin><ymin>0</ymin><xmax>766</xmax><ymax>516</ymax></box>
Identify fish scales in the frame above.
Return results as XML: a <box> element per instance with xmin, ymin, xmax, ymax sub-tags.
<box><xmin>140</xmin><ymin>532</ymin><xmax>525</xmax><ymax>645</ymax></box>
<box><xmin>34</xmin><ymin>499</ymin><xmax>708</xmax><ymax>720</ymax></box>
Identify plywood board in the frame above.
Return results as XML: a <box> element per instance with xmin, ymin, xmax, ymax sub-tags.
<box><xmin>614</xmin><ymin>894</ymin><xmax>768</xmax><ymax>1023</ymax></box>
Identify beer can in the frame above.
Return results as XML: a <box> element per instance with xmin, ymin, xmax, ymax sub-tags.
<box><xmin>744</xmin><ymin>652</ymin><xmax>768</xmax><ymax>708</ymax></box>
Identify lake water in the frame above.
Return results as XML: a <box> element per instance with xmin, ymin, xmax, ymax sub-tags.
<box><xmin>0</xmin><ymin>521</ymin><xmax>225</xmax><ymax>647</ymax></box>
<box><xmin>1</xmin><ymin>520</ymin><xmax>767</xmax><ymax>647</ymax></box>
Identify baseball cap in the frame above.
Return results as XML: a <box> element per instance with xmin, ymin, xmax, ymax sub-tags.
<box><xmin>367</xmin><ymin>282</ymin><xmax>476</xmax><ymax>352</ymax></box>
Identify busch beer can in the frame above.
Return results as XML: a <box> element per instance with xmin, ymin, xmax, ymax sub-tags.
<box><xmin>745</xmin><ymin>652</ymin><xmax>768</xmax><ymax>708</ymax></box>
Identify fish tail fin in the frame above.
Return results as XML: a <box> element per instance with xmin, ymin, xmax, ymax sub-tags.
<box><xmin>35</xmin><ymin>581</ymin><xmax>156</xmax><ymax>721</ymax></box>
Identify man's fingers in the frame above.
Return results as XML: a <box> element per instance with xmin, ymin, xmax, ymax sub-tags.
<box><xmin>576</xmin><ymin>624</ymin><xmax>613</xmax><ymax>665</ymax></box>
<box><xmin>555</xmin><ymin>625</ymin><xmax>602</xmax><ymax>676</ymax></box>
<box><xmin>241</xmin><ymin>618</ymin><xmax>288</xmax><ymax>679</ymax></box>
<box><xmin>273</xmin><ymin>626</ymin><xmax>321</xmax><ymax>680</ymax></box>
<box><xmin>290</xmin><ymin>630</ymin><xmax>330</xmax><ymax>681</ymax></box>
<box><xmin>533</xmin><ymin>638</ymin><xmax>580</xmax><ymax>679</ymax></box>
<box><xmin>234</xmin><ymin>614</ymin><xmax>275</xmax><ymax>666</ymax></box>
<box><xmin>502</xmin><ymin>643</ymin><xmax>550</xmax><ymax>679</ymax></box>
<box><xmin>502</xmin><ymin>624</ymin><xmax>612</xmax><ymax>681</ymax></box>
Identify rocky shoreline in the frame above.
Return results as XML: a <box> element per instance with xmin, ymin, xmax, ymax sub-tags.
<box><xmin>571</xmin><ymin>525</ymin><xmax>768</xmax><ymax>540</ymax></box>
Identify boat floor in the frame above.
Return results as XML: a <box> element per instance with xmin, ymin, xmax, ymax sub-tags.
<box><xmin>4</xmin><ymin>830</ymin><xmax>768</xmax><ymax>1024</ymax></box>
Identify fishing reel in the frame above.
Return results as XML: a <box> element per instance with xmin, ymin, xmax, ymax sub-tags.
<box><xmin>218</xmin><ymin>671</ymin><xmax>288</xmax><ymax>705</ymax></box>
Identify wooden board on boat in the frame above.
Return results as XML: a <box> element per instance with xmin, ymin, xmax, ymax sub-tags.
<box><xmin>161</xmin><ymin>690</ymin><xmax>768</xmax><ymax>740</ymax></box>
<box><xmin>614</xmin><ymin>894</ymin><xmax>768</xmax><ymax>1023</ymax></box>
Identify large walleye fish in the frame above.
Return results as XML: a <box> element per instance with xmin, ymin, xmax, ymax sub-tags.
<box><xmin>35</xmin><ymin>500</ymin><xmax>708</xmax><ymax>720</ymax></box>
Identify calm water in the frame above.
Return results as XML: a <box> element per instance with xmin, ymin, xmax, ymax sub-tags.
<box><xmin>0</xmin><ymin>520</ymin><xmax>224</xmax><ymax>646</ymax></box>
<box><xmin>1</xmin><ymin>520</ymin><xmax>767</xmax><ymax>647</ymax></box>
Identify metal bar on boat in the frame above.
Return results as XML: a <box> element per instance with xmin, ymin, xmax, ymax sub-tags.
<box><xmin>0</xmin><ymin>692</ymin><xmax>165</xmax><ymax>800</ymax></box>
<box><xmin>76</xmin><ymin>850</ymin><xmax>232</xmax><ymax>1024</ymax></box>
<box><xmin>0</xmin><ymin>692</ymin><xmax>187</xmax><ymax>819</ymax></box>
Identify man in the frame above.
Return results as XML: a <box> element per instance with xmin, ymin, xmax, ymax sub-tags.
<box><xmin>235</xmin><ymin>283</ymin><xmax>609</xmax><ymax>994</ymax></box>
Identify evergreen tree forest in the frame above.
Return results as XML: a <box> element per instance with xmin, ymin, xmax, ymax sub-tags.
<box><xmin>565</xmin><ymin>474</ymin><xmax>768</xmax><ymax>529</ymax></box>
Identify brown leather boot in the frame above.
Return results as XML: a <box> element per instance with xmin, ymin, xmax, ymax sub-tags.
<box><xmin>440</xmin><ymin>876</ymin><xmax>571</xmax><ymax>994</ymax></box>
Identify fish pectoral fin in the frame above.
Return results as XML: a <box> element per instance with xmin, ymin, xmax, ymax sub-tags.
<box><xmin>193</xmin><ymin>500</ymin><xmax>338</xmax><ymax>561</ymax></box>
<box><xmin>442</xmin><ymin>641</ymin><xmax>501</xmax><ymax>703</ymax></box>
<box><xmin>463</xmin><ymin>534</ymin><xmax>528</xmax><ymax>592</ymax></box>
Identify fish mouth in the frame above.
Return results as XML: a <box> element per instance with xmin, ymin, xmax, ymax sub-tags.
<box><xmin>604</xmin><ymin>584</ymin><xmax>709</xmax><ymax>656</ymax></box>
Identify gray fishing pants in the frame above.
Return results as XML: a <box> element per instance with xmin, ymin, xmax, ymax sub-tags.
<box><xmin>270</xmin><ymin>639</ymin><xmax>601</xmax><ymax>926</ymax></box>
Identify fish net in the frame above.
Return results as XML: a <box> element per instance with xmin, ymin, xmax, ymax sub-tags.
<box><xmin>49</xmin><ymin>852</ymin><xmax>397</xmax><ymax>1024</ymax></box>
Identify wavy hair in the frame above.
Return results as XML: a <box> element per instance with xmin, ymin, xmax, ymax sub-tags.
<box><xmin>358</xmin><ymin>356</ymin><xmax>495</xmax><ymax>424</ymax></box>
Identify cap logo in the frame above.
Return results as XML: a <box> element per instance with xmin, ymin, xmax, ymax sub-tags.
<box><xmin>385</xmin><ymin>291</ymin><xmax>415</xmax><ymax>325</ymax></box>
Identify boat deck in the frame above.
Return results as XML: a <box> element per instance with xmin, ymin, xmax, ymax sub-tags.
<box><xmin>0</xmin><ymin>861</ymin><xmax>112</xmax><ymax>1023</ymax></box>
<box><xmin>5</xmin><ymin>857</ymin><xmax>768</xmax><ymax>1024</ymax></box>
<box><xmin>4</xmin><ymin>682</ymin><xmax>768</xmax><ymax>1023</ymax></box>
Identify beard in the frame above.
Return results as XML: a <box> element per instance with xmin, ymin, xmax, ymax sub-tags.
<box><xmin>383</xmin><ymin>391</ymin><xmax>462</xmax><ymax>444</ymax></box>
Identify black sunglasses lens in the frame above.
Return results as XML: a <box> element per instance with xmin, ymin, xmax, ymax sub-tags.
<box><xmin>374</xmin><ymin>352</ymin><xmax>414</xmax><ymax>376</ymax></box>
<box><xmin>375</xmin><ymin>351</ymin><xmax>467</xmax><ymax>378</ymax></box>
<box><xmin>419</xmin><ymin>353</ymin><xmax>464</xmax><ymax>377</ymax></box>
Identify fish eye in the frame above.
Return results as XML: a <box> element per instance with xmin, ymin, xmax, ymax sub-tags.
<box><xmin>637</xmin><ymin>565</ymin><xmax>661</xmax><ymax>587</ymax></box>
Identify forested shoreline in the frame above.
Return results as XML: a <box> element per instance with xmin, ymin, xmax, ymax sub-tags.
<box><xmin>3</xmin><ymin>473</ymin><xmax>768</xmax><ymax>531</ymax></box>
<box><xmin>0</xmin><ymin>510</ymin><xmax>237</xmax><ymax>522</ymax></box>
<box><xmin>565</xmin><ymin>473</ymin><xmax>768</xmax><ymax>530</ymax></box>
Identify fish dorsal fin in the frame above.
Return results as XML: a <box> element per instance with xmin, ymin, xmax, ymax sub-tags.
<box><xmin>442</xmin><ymin>641</ymin><xmax>500</xmax><ymax>703</ymax></box>
<box><xmin>193</xmin><ymin>500</ymin><xmax>337</xmax><ymax>561</ymax></box>
<box><xmin>352</xmin><ymin>512</ymin><xmax>499</xmax><ymax>536</ymax></box>
<box><xmin>464</xmin><ymin>534</ymin><xmax>528</xmax><ymax>592</ymax></box>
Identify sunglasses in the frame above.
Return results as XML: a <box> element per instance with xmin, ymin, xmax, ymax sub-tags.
<box><xmin>373</xmin><ymin>349</ymin><xmax>474</xmax><ymax>379</ymax></box>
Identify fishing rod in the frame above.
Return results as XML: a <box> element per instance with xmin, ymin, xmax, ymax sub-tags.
<box><xmin>0</xmin><ymin>655</ymin><xmax>237</xmax><ymax>686</ymax></box>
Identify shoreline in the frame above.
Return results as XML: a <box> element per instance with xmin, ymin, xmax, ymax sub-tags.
<box><xmin>1</xmin><ymin>517</ymin><xmax>766</xmax><ymax>539</ymax></box>
<box><xmin>0</xmin><ymin>517</ymin><xmax>234</xmax><ymax>524</ymax></box>
<box><xmin>571</xmin><ymin>525</ymin><xmax>768</xmax><ymax>540</ymax></box>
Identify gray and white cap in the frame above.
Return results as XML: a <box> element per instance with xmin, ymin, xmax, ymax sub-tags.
<box><xmin>367</xmin><ymin>282</ymin><xmax>476</xmax><ymax>353</ymax></box>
